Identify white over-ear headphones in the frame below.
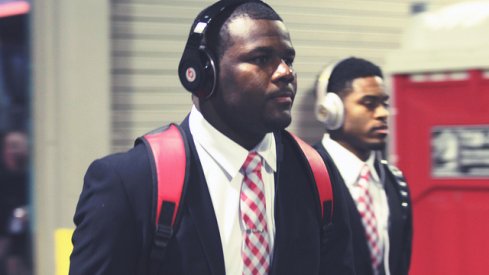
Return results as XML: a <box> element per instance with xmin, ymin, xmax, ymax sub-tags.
<box><xmin>315</xmin><ymin>60</ymin><xmax>345</xmax><ymax>130</ymax></box>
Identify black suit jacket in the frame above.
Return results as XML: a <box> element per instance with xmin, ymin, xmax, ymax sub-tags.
<box><xmin>314</xmin><ymin>143</ymin><xmax>412</xmax><ymax>275</ymax></box>
<box><xmin>69</xmin><ymin>119</ymin><xmax>355</xmax><ymax>275</ymax></box>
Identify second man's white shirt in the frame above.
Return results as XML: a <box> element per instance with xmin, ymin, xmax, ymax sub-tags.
<box><xmin>321</xmin><ymin>134</ymin><xmax>391</xmax><ymax>275</ymax></box>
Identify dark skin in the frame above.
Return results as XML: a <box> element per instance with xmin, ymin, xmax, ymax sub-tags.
<box><xmin>331</xmin><ymin>76</ymin><xmax>389</xmax><ymax>161</ymax></box>
<box><xmin>197</xmin><ymin>16</ymin><xmax>296</xmax><ymax>150</ymax></box>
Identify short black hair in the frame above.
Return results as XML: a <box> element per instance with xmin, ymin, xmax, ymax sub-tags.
<box><xmin>327</xmin><ymin>57</ymin><xmax>383</xmax><ymax>97</ymax></box>
<box><xmin>206</xmin><ymin>1</ymin><xmax>283</xmax><ymax>60</ymax></box>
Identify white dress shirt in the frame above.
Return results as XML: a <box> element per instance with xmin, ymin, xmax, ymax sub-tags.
<box><xmin>321</xmin><ymin>134</ymin><xmax>391</xmax><ymax>275</ymax></box>
<box><xmin>189</xmin><ymin>105</ymin><xmax>277</xmax><ymax>274</ymax></box>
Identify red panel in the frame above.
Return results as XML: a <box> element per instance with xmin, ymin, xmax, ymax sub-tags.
<box><xmin>0</xmin><ymin>2</ymin><xmax>30</xmax><ymax>18</ymax></box>
<box><xmin>393</xmin><ymin>70</ymin><xmax>489</xmax><ymax>275</ymax></box>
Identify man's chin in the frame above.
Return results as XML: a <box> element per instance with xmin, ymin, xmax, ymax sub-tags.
<box><xmin>369</xmin><ymin>141</ymin><xmax>386</xmax><ymax>151</ymax></box>
<box><xmin>265</xmin><ymin>115</ymin><xmax>292</xmax><ymax>132</ymax></box>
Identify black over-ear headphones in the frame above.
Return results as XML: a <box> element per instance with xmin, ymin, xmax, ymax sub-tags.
<box><xmin>178</xmin><ymin>0</ymin><xmax>269</xmax><ymax>99</ymax></box>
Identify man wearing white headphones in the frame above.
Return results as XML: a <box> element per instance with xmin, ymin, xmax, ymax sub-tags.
<box><xmin>313</xmin><ymin>57</ymin><xmax>413</xmax><ymax>275</ymax></box>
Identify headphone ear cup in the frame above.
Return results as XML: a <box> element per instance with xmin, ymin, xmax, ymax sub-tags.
<box><xmin>178</xmin><ymin>48</ymin><xmax>217</xmax><ymax>98</ymax></box>
<box><xmin>315</xmin><ymin>92</ymin><xmax>344</xmax><ymax>130</ymax></box>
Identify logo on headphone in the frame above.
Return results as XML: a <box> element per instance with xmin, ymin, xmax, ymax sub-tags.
<box><xmin>186</xmin><ymin>67</ymin><xmax>197</xmax><ymax>83</ymax></box>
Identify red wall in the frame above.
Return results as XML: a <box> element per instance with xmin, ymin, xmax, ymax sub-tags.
<box><xmin>393</xmin><ymin>70</ymin><xmax>489</xmax><ymax>275</ymax></box>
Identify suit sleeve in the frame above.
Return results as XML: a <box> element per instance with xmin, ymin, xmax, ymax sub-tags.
<box><xmin>319</xmin><ymin>160</ymin><xmax>357</xmax><ymax>275</ymax></box>
<box><xmin>69</xmin><ymin>158</ymin><xmax>141</xmax><ymax>275</ymax></box>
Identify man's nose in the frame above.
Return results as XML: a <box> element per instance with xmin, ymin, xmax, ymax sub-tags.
<box><xmin>272</xmin><ymin>60</ymin><xmax>295</xmax><ymax>83</ymax></box>
<box><xmin>376</xmin><ymin>104</ymin><xmax>389</xmax><ymax>119</ymax></box>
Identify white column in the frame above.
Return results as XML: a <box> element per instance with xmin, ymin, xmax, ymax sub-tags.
<box><xmin>31</xmin><ymin>1</ymin><xmax>110</xmax><ymax>274</ymax></box>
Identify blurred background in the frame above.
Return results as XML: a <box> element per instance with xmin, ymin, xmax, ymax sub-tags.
<box><xmin>1</xmin><ymin>0</ymin><xmax>488</xmax><ymax>274</ymax></box>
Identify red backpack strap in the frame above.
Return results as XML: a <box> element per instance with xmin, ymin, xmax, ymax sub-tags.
<box><xmin>138</xmin><ymin>123</ymin><xmax>189</xmax><ymax>273</ymax></box>
<box><xmin>288</xmin><ymin>132</ymin><xmax>334</xmax><ymax>224</ymax></box>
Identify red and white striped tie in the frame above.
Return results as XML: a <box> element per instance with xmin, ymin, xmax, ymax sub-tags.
<box><xmin>355</xmin><ymin>164</ymin><xmax>383</xmax><ymax>274</ymax></box>
<box><xmin>240</xmin><ymin>152</ymin><xmax>270</xmax><ymax>275</ymax></box>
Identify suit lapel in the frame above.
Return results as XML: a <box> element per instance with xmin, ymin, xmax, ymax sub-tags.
<box><xmin>181</xmin><ymin>118</ymin><xmax>226</xmax><ymax>275</ymax></box>
<box><xmin>384</xmin><ymin>169</ymin><xmax>402</xmax><ymax>270</ymax></box>
<box><xmin>272</xmin><ymin>133</ymin><xmax>325</xmax><ymax>274</ymax></box>
<box><xmin>344</xmin><ymin>181</ymin><xmax>373</xmax><ymax>270</ymax></box>
<box><xmin>269</xmin><ymin>132</ymin><xmax>283</xmax><ymax>275</ymax></box>
<box><xmin>317</xmin><ymin>144</ymin><xmax>373</xmax><ymax>274</ymax></box>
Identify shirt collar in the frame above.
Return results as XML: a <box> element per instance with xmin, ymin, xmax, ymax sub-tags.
<box><xmin>321</xmin><ymin>134</ymin><xmax>380</xmax><ymax>186</ymax></box>
<box><xmin>189</xmin><ymin>105</ymin><xmax>277</xmax><ymax>179</ymax></box>
<box><xmin>365</xmin><ymin>153</ymin><xmax>380</xmax><ymax>183</ymax></box>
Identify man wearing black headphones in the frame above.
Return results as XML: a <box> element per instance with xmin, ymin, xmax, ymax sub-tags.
<box><xmin>313</xmin><ymin>57</ymin><xmax>413</xmax><ymax>275</ymax></box>
<box><xmin>69</xmin><ymin>1</ymin><xmax>355</xmax><ymax>274</ymax></box>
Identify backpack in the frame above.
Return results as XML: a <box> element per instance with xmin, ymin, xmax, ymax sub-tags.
<box><xmin>138</xmin><ymin>124</ymin><xmax>334</xmax><ymax>275</ymax></box>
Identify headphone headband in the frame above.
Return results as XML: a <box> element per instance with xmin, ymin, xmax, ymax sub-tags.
<box><xmin>178</xmin><ymin>0</ymin><xmax>271</xmax><ymax>98</ymax></box>
<box><xmin>185</xmin><ymin>1</ymin><xmax>243</xmax><ymax>49</ymax></box>
<box><xmin>315</xmin><ymin>61</ymin><xmax>339</xmax><ymax>102</ymax></box>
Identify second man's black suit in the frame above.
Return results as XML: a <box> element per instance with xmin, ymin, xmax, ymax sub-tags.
<box><xmin>314</xmin><ymin>143</ymin><xmax>412</xmax><ymax>275</ymax></box>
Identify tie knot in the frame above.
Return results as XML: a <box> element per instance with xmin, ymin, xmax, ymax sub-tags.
<box><xmin>360</xmin><ymin>164</ymin><xmax>370</xmax><ymax>177</ymax></box>
<box><xmin>357</xmin><ymin>164</ymin><xmax>371</xmax><ymax>187</ymax></box>
<box><xmin>242</xmin><ymin>151</ymin><xmax>262</xmax><ymax>175</ymax></box>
